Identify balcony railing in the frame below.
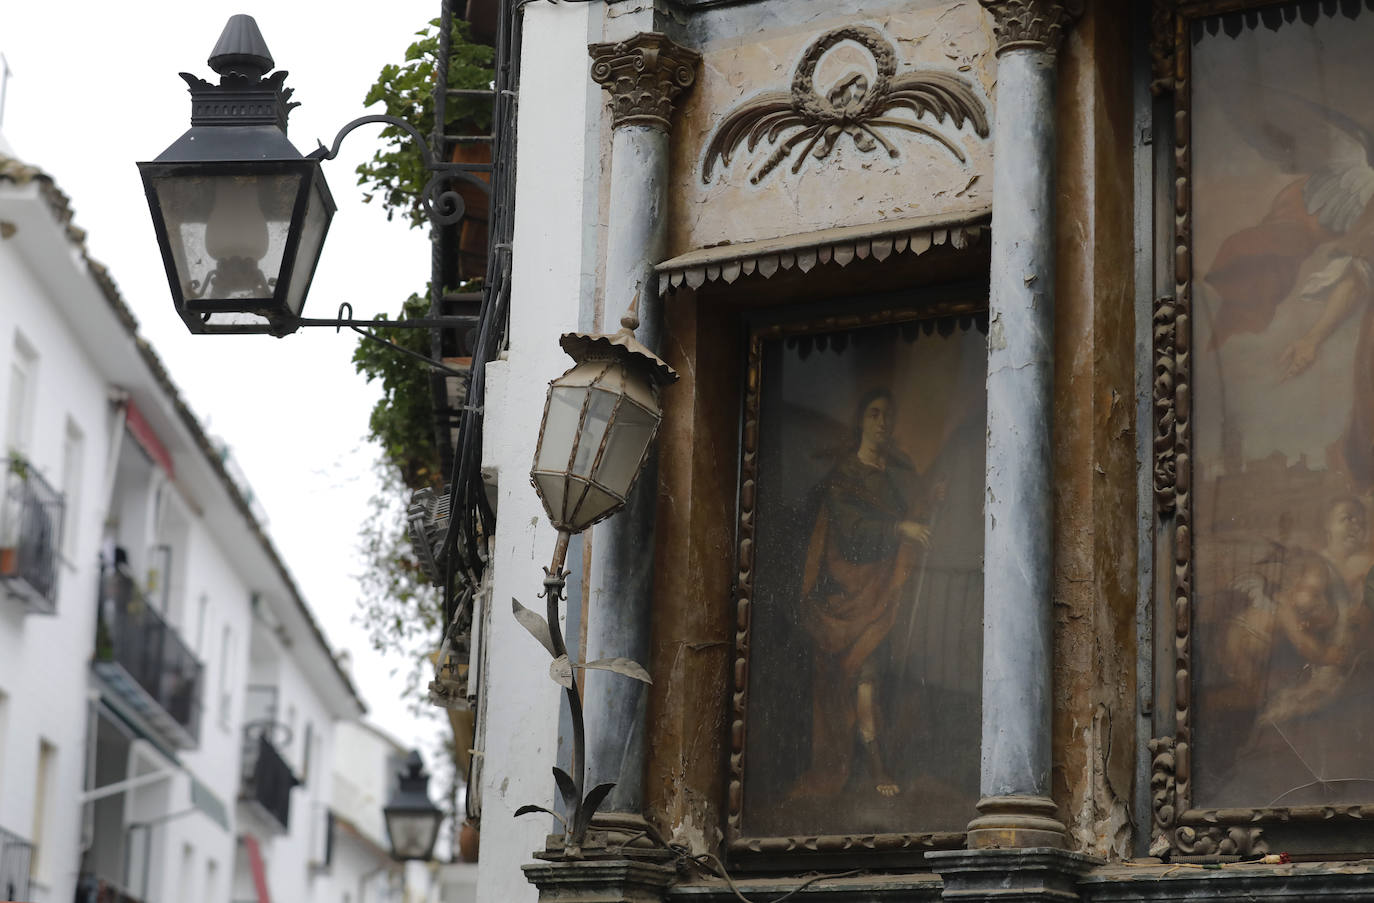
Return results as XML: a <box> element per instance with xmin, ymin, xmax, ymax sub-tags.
<box><xmin>0</xmin><ymin>825</ymin><xmax>32</xmax><ymax>903</ymax></box>
<box><xmin>76</xmin><ymin>872</ymin><xmax>144</xmax><ymax>903</ymax></box>
<box><xmin>0</xmin><ymin>459</ymin><xmax>63</xmax><ymax>615</ymax></box>
<box><xmin>93</xmin><ymin>567</ymin><xmax>204</xmax><ymax>749</ymax></box>
<box><xmin>240</xmin><ymin>728</ymin><xmax>298</xmax><ymax>833</ymax></box>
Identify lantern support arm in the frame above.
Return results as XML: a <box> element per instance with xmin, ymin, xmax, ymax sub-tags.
<box><xmin>307</xmin><ymin>114</ymin><xmax>438</xmax><ymax>169</ymax></box>
<box><xmin>307</xmin><ymin>115</ymin><xmax>486</xmax><ymax>227</ymax></box>
<box><xmin>293</xmin><ymin>302</ymin><xmax>471</xmax><ymax>377</ymax></box>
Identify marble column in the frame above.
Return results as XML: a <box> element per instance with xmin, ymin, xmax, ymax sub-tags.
<box><xmin>970</xmin><ymin>0</ymin><xmax>1079</xmax><ymax>850</ymax></box>
<box><xmin>581</xmin><ymin>33</ymin><xmax>699</xmax><ymax>836</ymax></box>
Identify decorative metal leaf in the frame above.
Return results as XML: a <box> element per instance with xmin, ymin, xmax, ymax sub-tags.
<box><xmin>552</xmin><ymin>766</ymin><xmax>577</xmax><ymax>809</ymax></box>
<box><xmin>576</xmin><ymin>782</ymin><xmax>618</xmax><ymax>836</ymax></box>
<box><xmin>514</xmin><ymin>804</ymin><xmax>569</xmax><ymax>832</ymax></box>
<box><xmin>512</xmin><ymin>597</ymin><xmax>556</xmax><ymax>657</ymax></box>
<box><xmin>549</xmin><ymin>654</ymin><xmax>574</xmax><ymax>689</ymax></box>
<box><xmin>580</xmin><ymin>657</ymin><xmax>653</xmax><ymax>685</ymax></box>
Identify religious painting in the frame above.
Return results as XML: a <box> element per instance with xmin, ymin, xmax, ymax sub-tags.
<box><xmin>1154</xmin><ymin>0</ymin><xmax>1374</xmax><ymax>856</ymax></box>
<box><xmin>729</xmin><ymin>302</ymin><xmax>985</xmax><ymax>860</ymax></box>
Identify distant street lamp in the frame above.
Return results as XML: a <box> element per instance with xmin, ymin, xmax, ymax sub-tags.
<box><xmin>384</xmin><ymin>750</ymin><xmax>444</xmax><ymax>862</ymax></box>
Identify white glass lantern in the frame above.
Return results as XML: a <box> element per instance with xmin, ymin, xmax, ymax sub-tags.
<box><xmin>530</xmin><ymin>315</ymin><xmax>678</xmax><ymax>535</ymax></box>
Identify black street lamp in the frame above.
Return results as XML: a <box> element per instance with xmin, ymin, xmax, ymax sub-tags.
<box><xmin>139</xmin><ymin>14</ymin><xmax>479</xmax><ymax>349</ymax></box>
<box><xmin>138</xmin><ymin>15</ymin><xmax>335</xmax><ymax>337</ymax></box>
<box><xmin>383</xmin><ymin>750</ymin><xmax>444</xmax><ymax>862</ymax></box>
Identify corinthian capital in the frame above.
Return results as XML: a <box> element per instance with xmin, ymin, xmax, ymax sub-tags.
<box><xmin>589</xmin><ymin>33</ymin><xmax>701</xmax><ymax>131</ymax></box>
<box><xmin>979</xmin><ymin>0</ymin><xmax>1083</xmax><ymax>55</ymax></box>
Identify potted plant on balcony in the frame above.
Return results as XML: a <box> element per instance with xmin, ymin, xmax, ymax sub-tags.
<box><xmin>0</xmin><ymin>453</ymin><xmax>29</xmax><ymax>577</ymax></box>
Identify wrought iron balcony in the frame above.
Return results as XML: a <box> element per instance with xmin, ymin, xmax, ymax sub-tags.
<box><xmin>240</xmin><ymin>727</ymin><xmax>298</xmax><ymax>833</ymax></box>
<box><xmin>77</xmin><ymin>872</ymin><xmax>145</xmax><ymax>903</ymax></box>
<box><xmin>93</xmin><ymin>566</ymin><xmax>204</xmax><ymax>749</ymax></box>
<box><xmin>0</xmin><ymin>825</ymin><xmax>32</xmax><ymax>903</ymax></box>
<box><xmin>0</xmin><ymin>458</ymin><xmax>64</xmax><ymax>614</ymax></box>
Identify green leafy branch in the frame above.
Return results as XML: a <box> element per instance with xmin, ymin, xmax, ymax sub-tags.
<box><xmin>356</xmin><ymin>17</ymin><xmax>495</xmax><ymax>230</ymax></box>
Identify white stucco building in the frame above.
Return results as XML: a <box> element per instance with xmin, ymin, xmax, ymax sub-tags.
<box><xmin>0</xmin><ymin>134</ymin><xmax>373</xmax><ymax>903</ymax></box>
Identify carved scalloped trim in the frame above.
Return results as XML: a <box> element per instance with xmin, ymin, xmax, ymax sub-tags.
<box><xmin>659</xmin><ymin>224</ymin><xmax>986</xmax><ymax>294</ymax></box>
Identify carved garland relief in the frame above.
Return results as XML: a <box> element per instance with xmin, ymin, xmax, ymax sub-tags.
<box><xmin>702</xmin><ymin>26</ymin><xmax>989</xmax><ymax>185</ymax></box>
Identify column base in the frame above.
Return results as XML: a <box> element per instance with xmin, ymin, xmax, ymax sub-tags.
<box><xmin>531</xmin><ymin>813</ymin><xmax>676</xmax><ymax>865</ymax></box>
<box><xmin>927</xmin><ymin>847</ymin><xmax>1101</xmax><ymax>903</ymax></box>
<box><xmin>523</xmin><ymin>858</ymin><xmax>677</xmax><ymax>903</ymax></box>
<box><xmin>966</xmin><ymin>795</ymin><xmax>1068</xmax><ymax>850</ymax></box>
<box><xmin>590</xmin><ymin>813</ymin><xmax>677</xmax><ymax>863</ymax></box>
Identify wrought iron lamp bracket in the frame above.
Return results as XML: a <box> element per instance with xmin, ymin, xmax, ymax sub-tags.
<box><xmin>292</xmin><ymin>302</ymin><xmax>471</xmax><ymax>376</ymax></box>
<box><xmin>308</xmin><ymin>113</ymin><xmax>489</xmax><ymax>228</ymax></box>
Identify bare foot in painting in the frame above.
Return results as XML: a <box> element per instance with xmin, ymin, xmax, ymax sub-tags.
<box><xmin>876</xmin><ymin>778</ymin><xmax>900</xmax><ymax>797</ymax></box>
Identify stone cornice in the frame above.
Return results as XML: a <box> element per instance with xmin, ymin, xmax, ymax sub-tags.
<box><xmin>979</xmin><ymin>0</ymin><xmax>1083</xmax><ymax>56</ymax></box>
<box><xmin>589</xmin><ymin>32</ymin><xmax>700</xmax><ymax>131</ymax></box>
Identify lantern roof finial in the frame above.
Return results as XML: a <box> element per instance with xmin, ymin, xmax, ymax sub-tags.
<box><xmin>560</xmin><ymin>294</ymin><xmax>678</xmax><ymax>386</ymax></box>
<box><xmin>209</xmin><ymin>14</ymin><xmax>275</xmax><ymax>83</ymax></box>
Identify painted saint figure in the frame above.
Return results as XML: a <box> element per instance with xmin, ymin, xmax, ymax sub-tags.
<box><xmin>794</xmin><ymin>388</ymin><xmax>941</xmax><ymax>799</ymax></box>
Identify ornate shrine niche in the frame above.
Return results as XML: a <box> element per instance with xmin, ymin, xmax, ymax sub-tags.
<box><xmin>1153</xmin><ymin>0</ymin><xmax>1374</xmax><ymax>859</ymax></box>
<box><xmin>667</xmin><ymin>0</ymin><xmax>994</xmax><ymax>258</ymax></box>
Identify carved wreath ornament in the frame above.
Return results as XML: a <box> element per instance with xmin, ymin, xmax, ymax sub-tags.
<box><xmin>703</xmin><ymin>26</ymin><xmax>990</xmax><ymax>185</ymax></box>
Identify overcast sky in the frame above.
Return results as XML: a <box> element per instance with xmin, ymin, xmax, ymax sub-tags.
<box><xmin>3</xmin><ymin>1</ymin><xmax>450</xmax><ymax>757</ymax></box>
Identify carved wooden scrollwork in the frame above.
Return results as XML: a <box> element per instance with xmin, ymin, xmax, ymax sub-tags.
<box><xmin>1153</xmin><ymin>296</ymin><xmax>1178</xmax><ymax>514</ymax></box>
<box><xmin>1150</xmin><ymin>0</ymin><xmax>1178</xmax><ymax>93</ymax></box>
<box><xmin>702</xmin><ymin>25</ymin><xmax>989</xmax><ymax>185</ymax></box>
<box><xmin>1150</xmin><ymin>737</ymin><xmax>1269</xmax><ymax>859</ymax></box>
<box><xmin>978</xmin><ymin>0</ymin><xmax>1084</xmax><ymax>56</ymax></box>
<box><xmin>1175</xmin><ymin>824</ymin><xmax>1268</xmax><ymax>858</ymax></box>
<box><xmin>1148</xmin><ymin>736</ymin><xmax>1179</xmax><ymax>854</ymax></box>
<box><xmin>589</xmin><ymin>33</ymin><xmax>701</xmax><ymax>131</ymax></box>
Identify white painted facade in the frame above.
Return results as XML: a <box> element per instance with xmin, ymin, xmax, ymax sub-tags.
<box><xmin>0</xmin><ymin>141</ymin><xmax>370</xmax><ymax>903</ymax></box>
<box><xmin>469</xmin><ymin>3</ymin><xmax>605</xmax><ymax>900</ymax></box>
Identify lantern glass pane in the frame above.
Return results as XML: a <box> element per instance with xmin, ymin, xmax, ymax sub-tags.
<box><xmin>568</xmin><ymin>479</ymin><xmax>620</xmax><ymax>532</ymax></box>
<box><xmin>282</xmin><ymin>177</ymin><xmax>331</xmax><ymax>316</ymax></box>
<box><xmin>532</xmin><ymin>472</ymin><xmax>567</xmax><ymax>526</ymax></box>
<box><xmin>385</xmin><ymin>810</ymin><xmax>440</xmax><ymax>860</ymax></box>
<box><xmin>572</xmin><ymin>387</ymin><xmax>618</xmax><ymax>479</ymax></box>
<box><xmin>595</xmin><ymin>398</ymin><xmax>657</xmax><ymax>498</ymax></box>
<box><xmin>153</xmin><ymin>173</ymin><xmax>301</xmax><ymax>302</ymax></box>
<box><xmin>536</xmin><ymin>385</ymin><xmax>586</xmax><ymax>474</ymax></box>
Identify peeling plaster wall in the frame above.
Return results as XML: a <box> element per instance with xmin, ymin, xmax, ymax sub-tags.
<box><xmin>1050</xmin><ymin>4</ymin><xmax>1139</xmax><ymax>861</ymax></box>
<box><xmin>668</xmin><ymin>0</ymin><xmax>995</xmax><ymax>255</ymax></box>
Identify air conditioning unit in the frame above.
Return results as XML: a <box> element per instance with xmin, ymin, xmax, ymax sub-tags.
<box><xmin>407</xmin><ymin>486</ymin><xmax>450</xmax><ymax>587</ymax></box>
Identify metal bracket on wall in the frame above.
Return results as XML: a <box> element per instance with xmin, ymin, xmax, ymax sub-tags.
<box><xmin>293</xmin><ymin>302</ymin><xmax>472</xmax><ymax>376</ymax></box>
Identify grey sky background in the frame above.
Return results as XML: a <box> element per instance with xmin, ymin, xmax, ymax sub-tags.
<box><xmin>2</xmin><ymin>1</ymin><xmax>450</xmax><ymax>756</ymax></box>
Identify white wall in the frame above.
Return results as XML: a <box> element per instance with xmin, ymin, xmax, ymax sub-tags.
<box><xmin>473</xmin><ymin>2</ymin><xmax>601</xmax><ymax>899</ymax></box>
<box><xmin>1</xmin><ymin>157</ymin><xmax>359</xmax><ymax>903</ymax></box>
<box><xmin>236</xmin><ymin>613</ymin><xmax>343</xmax><ymax>903</ymax></box>
<box><xmin>0</xmin><ymin>226</ymin><xmax>112</xmax><ymax>903</ymax></box>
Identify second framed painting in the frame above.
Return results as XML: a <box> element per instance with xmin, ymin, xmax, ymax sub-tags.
<box><xmin>728</xmin><ymin>300</ymin><xmax>987</xmax><ymax>864</ymax></box>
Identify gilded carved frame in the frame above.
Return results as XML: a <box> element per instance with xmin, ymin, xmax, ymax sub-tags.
<box><xmin>1150</xmin><ymin>0</ymin><xmax>1374</xmax><ymax>859</ymax></box>
<box><xmin>728</xmin><ymin>298</ymin><xmax>987</xmax><ymax>868</ymax></box>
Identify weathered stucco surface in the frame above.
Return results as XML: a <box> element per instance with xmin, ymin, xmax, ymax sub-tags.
<box><xmin>1050</xmin><ymin>4</ymin><xmax>1138</xmax><ymax>862</ymax></box>
<box><xmin>668</xmin><ymin>0</ymin><xmax>995</xmax><ymax>256</ymax></box>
